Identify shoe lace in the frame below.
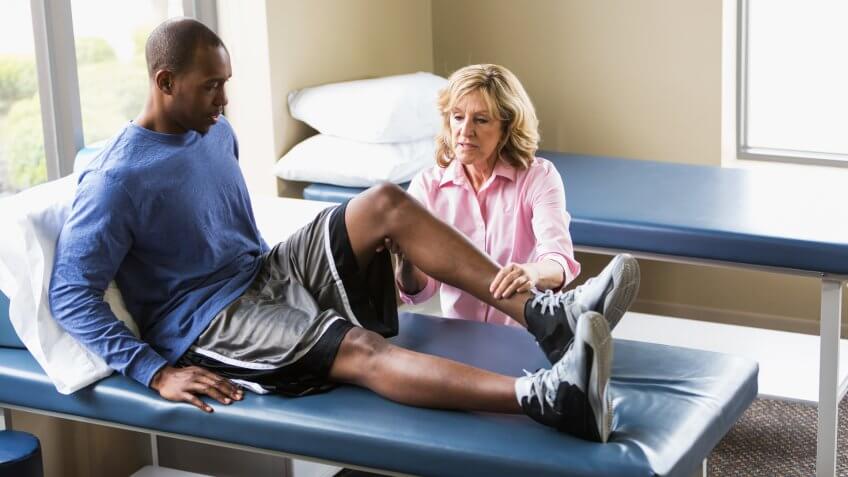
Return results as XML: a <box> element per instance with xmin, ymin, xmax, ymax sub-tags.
<box><xmin>530</xmin><ymin>288</ymin><xmax>574</xmax><ymax>316</ymax></box>
<box><xmin>522</xmin><ymin>340</ymin><xmax>575</xmax><ymax>415</ymax></box>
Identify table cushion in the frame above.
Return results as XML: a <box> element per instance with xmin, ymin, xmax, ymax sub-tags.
<box><xmin>0</xmin><ymin>294</ymin><xmax>22</xmax><ymax>349</ymax></box>
<box><xmin>302</xmin><ymin>151</ymin><xmax>848</xmax><ymax>275</ymax></box>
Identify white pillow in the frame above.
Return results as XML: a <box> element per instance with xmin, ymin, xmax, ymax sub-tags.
<box><xmin>273</xmin><ymin>134</ymin><xmax>435</xmax><ymax>187</ymax></box>
<box><xmin>0</xmin><ymin>175</ymin><xmax>139</xmax><ymax>394</ymax></box>
<box><xmin>288</xmin><ymin>72</ymin><xmax>447</xmax><ymax>143</ymax></box>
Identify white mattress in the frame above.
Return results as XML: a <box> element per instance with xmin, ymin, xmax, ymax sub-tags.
<box><xmin>251</xmin><ymin>196</ymin><xmax>336</xmax><ymax>244</ymax></box>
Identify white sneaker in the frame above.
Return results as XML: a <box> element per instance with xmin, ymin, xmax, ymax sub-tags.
<box><xmin>516</xmin><ymin>311</ymin><xmax>614</xmax><ymax>443</ymax></box>
<box><xmin>524</xmin><ymin>254</ymin><xmax>639</xmax><ymax>363</ymax></box>
<box><xmin>573</xmin><ymin>253</ymin><xmax>640</xmax><ymax>330</ymax></box>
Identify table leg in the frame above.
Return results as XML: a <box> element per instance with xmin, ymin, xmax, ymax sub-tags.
<box><xmin>1</xmin><ymin>407</ymin><xmax>11</xmax><ymax>430</ymax></box>
<box><xmin>816</xmin><ymin>278</ymin><xmax>843</xmax><ymax>477</ymax></box>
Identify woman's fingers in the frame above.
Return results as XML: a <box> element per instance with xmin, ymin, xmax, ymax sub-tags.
<box><xmin>501</xmin><ymin>275</ymin><xmax>528</xmax><ymax>299</ymax></box>
<box><xmin>492</xmin><ymin>265</ymin><xmax>524</xmax><ymax>299</ymax></box>
<box><xmin>491</xmin><ymin>263</ymin><xmax>539</xmax><ymax>299</ymax></box>
<box><xmin>516</xmin><ymin>280</ymin><xmax>533</xmax><ymax>294</ymax></box>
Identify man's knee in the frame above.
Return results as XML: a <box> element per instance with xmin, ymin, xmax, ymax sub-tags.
<box><xmin>367</xmin><ymin>182</ymin><xmax>412</xmax><ymax>217</ymax></box>
<box><xmin>337</xmin><ymin>327</ymin><xmax>391</xmax><ymax>375</ymax></box>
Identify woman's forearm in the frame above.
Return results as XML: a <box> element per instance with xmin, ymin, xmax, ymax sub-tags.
<box><xmin>534</xmin><ymin>260</ymin><xmax>566</xmax><ymax>291</ymax></box>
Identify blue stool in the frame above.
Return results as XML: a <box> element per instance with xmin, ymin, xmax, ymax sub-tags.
<box><xmin>0</xmin><ymin>430</ymin><xmax>43</xmax><ymax>477</ymax></box>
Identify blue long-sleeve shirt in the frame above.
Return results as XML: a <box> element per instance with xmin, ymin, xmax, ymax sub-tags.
<box><xmin>49</xmin><ymin>117</ymin><xmax>268</xmax><ymax>386</ymax></box>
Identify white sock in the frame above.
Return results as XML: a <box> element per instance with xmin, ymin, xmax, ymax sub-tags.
<box><xmin>514</xmin><ymin>376</ymin><xmax>532</xmax><ymax>406</ymax></box>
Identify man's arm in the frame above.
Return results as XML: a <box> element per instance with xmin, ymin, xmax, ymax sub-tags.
<box><xmin>49</xmin><ymin>173</ymin><xmax>243</xmax><ymax>410</ymax></box>
<box><xmin>50</xmin><ymin>173</ymin><xmax>167</xmax><ymax>385</ymax></box>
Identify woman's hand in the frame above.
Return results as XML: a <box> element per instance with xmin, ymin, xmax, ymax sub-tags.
<box><xmin>380</xmin><ymin>237</ymin><xmax>427</xmax><ymax>294</ymax></box>
<box><xmin>490</xmin><ymin>262</ymin><xmax>540</xmax><ymax>299</ymax></box>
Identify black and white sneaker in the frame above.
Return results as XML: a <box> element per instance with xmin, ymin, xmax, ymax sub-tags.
<box><xmin>524</xmin><ymin>253</ymin><xmax>639</xmax><ymax>363</ymax></box>
<box><xmin>516</xmin><ymin>311</ymin><xmax>614</xmax><ymax>443</ymax></box>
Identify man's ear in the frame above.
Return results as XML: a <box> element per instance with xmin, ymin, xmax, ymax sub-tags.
<box><xmin>155</xmin><ymin>70</ymin><xmax>175</xmax><ymax>95</ymax></box>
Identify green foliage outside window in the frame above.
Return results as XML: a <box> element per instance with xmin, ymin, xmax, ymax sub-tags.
<box><xmin>75</xmin><ymin>37</ymin><xmax>117</xmax><ymax>66</ymax></box>
<box><xmin>1</xmin><ymin>96</ymin><xmax>45</xmax><ymax>189</ymax></box>
<box><xmin>0</xmin><ymin>57</ymin><xmax>37</xmax><ymax>114</ymax></box>
<box><xmin>1</xmin><ymin>31</ymin><xmax>149</xmax><ymax>193</ymax></box>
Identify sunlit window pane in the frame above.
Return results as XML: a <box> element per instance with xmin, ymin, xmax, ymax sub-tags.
<box><xmin>72</xmin><ymin>0</ymin><xmax>183</xmax><ymax>145</ymax></box>
<box><xmin>0</xmin><ymin>1</ymin><xmax>45</xmax><ymax>196</ymax></box>
<box><xmin>746</xmin><ymin>1</ymin><xmax>848</xmax><ymax>156</ymax></box>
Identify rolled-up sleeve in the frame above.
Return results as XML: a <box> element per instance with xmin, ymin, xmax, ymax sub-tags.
<box><xmin>397</xmin><ymin>276</ymin><xmax>438</xmax><ymax>304</ymax></box>
<box><xmin>529</xmin><ymin>166</ymin><xmax>581</xmax><ymax>286</ymax></box>
<box><xmin>49</xmin><ymin>173</ymin><xmax>167</xmax><ymax>386</ymax></box>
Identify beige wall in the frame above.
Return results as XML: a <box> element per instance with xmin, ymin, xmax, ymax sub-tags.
<box><xmin>433</xmin><ymin>0</ymin><xmax>721</xmax><ymax>165</ymax></box>
<box><xmin>221</xmin><ymin>0</ymin><xmax>434</xmax><ymax>197</ymax></box>
<box><xmin>432</xmin><ymin>0</ymin><xmax>846</xmax><ymax>335</ymax></box>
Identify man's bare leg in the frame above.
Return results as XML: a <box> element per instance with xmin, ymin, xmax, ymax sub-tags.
<box><xmin>345</xmin><ymin>183</ymin><xmax>530</xmax><ymax>325</ymax></box>
<box><xmin>328</xmin><ymin>315</ymin><xmax>615</xmax><ymax>442</ymax></box>
<box><xmin>329</xmin><ymin>328</ymin><xmax>519</xmax><ymax>413</ymax></box>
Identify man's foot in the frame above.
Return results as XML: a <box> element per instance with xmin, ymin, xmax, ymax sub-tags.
<box><xmin>524</xmin><ymin>253</ymin><xmax>639</xmax><ymax>363</ymax></box>
<box><xmin>516</xmin><ymin>311</ymin><xmax>614</xmax><ymax>443</ymax></box>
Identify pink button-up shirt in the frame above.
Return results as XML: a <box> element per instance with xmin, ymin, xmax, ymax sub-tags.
<box><xmin>398</xmin><ymin>156</ymin><xmax>581</xmax><ymax>327</ymax></box>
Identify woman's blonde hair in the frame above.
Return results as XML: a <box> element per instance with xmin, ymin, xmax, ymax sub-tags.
<box><xmin>435</xmin><ymin>64</ymin><xmax>539</xmax><ymax>169</ymax></box>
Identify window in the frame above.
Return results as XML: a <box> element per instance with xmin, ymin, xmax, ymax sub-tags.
<box><xmin>72</xmin><ymin>0</ymin><xmax>184</xmax><ymax>145</ymax></box>
<box><xmin>0</xmin><ymin>1</ymin><xmax>45</xmax><ymax>196</ymax></box>
<box><xmin>1</xmin><ymin>0</ymin><xmax>216</xmax><ymax>187</ymax></box>
<box><xmin>738</xmin><ymin>0</ymin><xmax>848</xmax><ymax>166</ymax></box>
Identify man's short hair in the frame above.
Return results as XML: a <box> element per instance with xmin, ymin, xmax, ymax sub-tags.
<box><xmin>145</xmin><ymin>18</ymin><xmax>225</xmax><ymax>77</ymax></box>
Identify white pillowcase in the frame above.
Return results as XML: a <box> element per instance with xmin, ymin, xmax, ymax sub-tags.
<box><xmin>288</xmin><ymin>72</ymin><xmax>447</xmax><ymax>143</ymax></box>
<box><xmin>0</xmin><ymin>175</ymin><xmax>139</xmax><ymax>394</ymax></box>
<box><xmin>273</xmin><ymin>134</ymin><xmax>435</xmax><ymax>187</ymax></box>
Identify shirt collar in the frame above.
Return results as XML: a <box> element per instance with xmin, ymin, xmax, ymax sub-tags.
<box><xmin>438</xmin><ymin>157</ymin><xmax>516</xmax><ymax>189</ymax></box>
<box><xmin>439</xmin><ymin>159</ymin><xmax>466</xmax><ymax>188</ymax></box>
<box><xmin>492</xmin><ymin>158</ymin><xmax>517</xmax><ymax>182</ymax></box>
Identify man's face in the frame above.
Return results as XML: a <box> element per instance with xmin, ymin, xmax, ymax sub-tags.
<box><xmin>167</xmin><ymin>45</ymin><xmax>231</xmax><ymax>134</ymax></box>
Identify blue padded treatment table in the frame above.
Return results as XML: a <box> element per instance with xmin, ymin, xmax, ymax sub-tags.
<box><xmin>0</xmin><ymin>298</ymin><xmax>757</xmax><ymax>477</ymax></box>
<box><xmin>303</xmin><ymin>150</ymin><xmax>848</xmax><ymax>275</ymax></box>
<box><xmin>304</xmin><ymin>181</ymin><xmax>409</xmax><ymax>203</ymax></box>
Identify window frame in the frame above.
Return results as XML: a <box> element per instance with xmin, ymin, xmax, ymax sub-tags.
<box><xmin>28</xmin><ymin>0</ymin><xmax>218</xmax><ymax>181</ymax></box>
<box><xmin>736</xmin><ymin>0</ymin><xmax>848</xmax><ymax>168</ymax></box>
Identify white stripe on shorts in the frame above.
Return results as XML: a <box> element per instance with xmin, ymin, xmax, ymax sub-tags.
<box><xmin>193</xmin><ymin>316</ymin><xmax>343</xmax><ymax>371</ymax></box>
<box><xmin>322</xmin><ymin>209</ymin><xmax>362</xmax><ymax>327</ymax></box>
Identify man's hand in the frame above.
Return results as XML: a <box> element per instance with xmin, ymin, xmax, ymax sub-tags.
<box><xmin>490</xmin><ymin>262</ymin><xmax>540</xmax><ymax>299</ymax></box>
<box><xmin>150</xmin><ymin>365</ymin><xmax>244</xmax><ymax>413</ymax></box>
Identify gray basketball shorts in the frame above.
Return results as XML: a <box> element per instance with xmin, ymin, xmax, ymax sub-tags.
<box><xmin>177</xmin><ymin>200</ymin><xmax>398</xmax><ymax>396</ymax></box>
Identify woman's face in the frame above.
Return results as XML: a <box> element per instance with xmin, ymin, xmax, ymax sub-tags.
<box><xmin>450</xmin><ymin>90</ymin><xmax>503</xmax><ymax>168</ymax></box>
